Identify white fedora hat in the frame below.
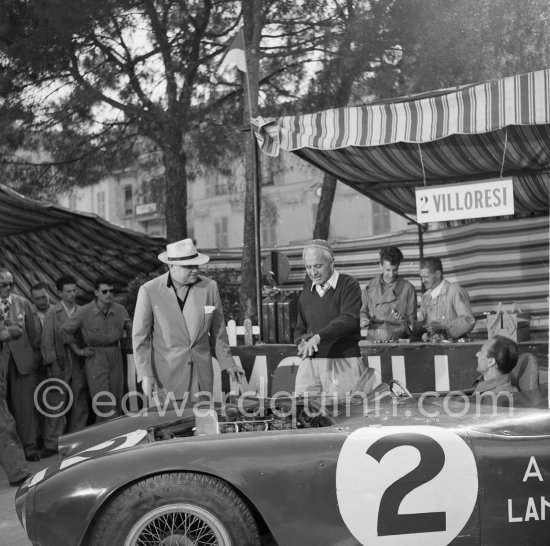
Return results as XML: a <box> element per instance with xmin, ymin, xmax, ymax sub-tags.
<box><xmin>158</xmin><ymin>239</ymin><xmax>210</xmax><ymax>266</ymax></box>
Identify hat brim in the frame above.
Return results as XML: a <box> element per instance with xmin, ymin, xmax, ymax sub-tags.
<box><xmin>158</xmin><ymin>251</ymin><xmax>210</xmax><ymax>266</ymax></box>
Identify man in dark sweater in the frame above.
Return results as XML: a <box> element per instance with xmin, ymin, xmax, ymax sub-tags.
<box><xmin>294</xmin><ymin>239</ymin><xmax>379</xmax><ymax>397</ymax></box>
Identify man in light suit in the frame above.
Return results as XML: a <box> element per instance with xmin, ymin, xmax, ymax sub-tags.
<box><xmin>132</xmin><ymin>239</ymin><xmax>243</xmax><ymax>404</ymax></box>
<box><xmin>0</xmin><ymin>269</ymin><xmax>42</xmax><ymax>461</ymax></box>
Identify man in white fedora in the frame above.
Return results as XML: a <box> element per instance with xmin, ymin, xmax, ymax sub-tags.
<box><xmin>132</xmin><ymin>238</ymin><xmax>243</xmax><ymax>404</ymax></box>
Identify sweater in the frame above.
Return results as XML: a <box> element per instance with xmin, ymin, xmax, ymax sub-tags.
<box><xmin>295</xmin><ymin>273</ymin><xmax>361</xmax><ymax>358</ymax></box>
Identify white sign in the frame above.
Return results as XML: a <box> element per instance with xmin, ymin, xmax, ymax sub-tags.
<box><xmin>135</xmin><ymin>202</ymin><xmax>157</xmax><ymax>215</ymax></box>
<box><xmin>336</xmin><ymin>426</ymin><xmax>478</xmax><ymax>546</ymax></box>
<box><xmin>415</xmin><ymin>178</ymin><xmax>514</xmax><ymax>223</ymax></box>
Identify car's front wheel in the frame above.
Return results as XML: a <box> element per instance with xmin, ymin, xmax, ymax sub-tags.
<box><xmin>86</xmin><ymin>472</ymin><xmax>260</xmax><ymax>546</ymax></box>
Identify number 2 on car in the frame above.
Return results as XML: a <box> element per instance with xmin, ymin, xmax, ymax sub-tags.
<box><xmin>336</xmin><ymin>426</ymin><xmax>478</xmax><ymax>546</ymax></box>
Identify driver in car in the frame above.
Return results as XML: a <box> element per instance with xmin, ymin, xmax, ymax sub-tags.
<box><xmin>473</xmin><ymin>335</ymin><xmax>519</xmax><ymax>395</ymax></box>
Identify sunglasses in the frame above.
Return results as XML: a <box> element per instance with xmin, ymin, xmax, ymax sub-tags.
<box><xmin>0</xmin><ymin>283</ymin><xmax>13</xmax><ymax>289</ymax></box>
<box><xmin>100</xmin><ymin>289</ymin><xmax>114</xmax><ymax>294</ymax></box>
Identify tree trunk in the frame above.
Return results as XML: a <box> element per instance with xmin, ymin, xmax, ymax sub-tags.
<box><xmin>313</xmin><ymin>172</ymin><xmax>337</xmax><ymax>240</ymax></box>
<box><xmin>239</xmin><ymin>2</ymin><xmax>264</xmax><ymax>325</ymax></box>
<box><xmin>162</xmin><ymin>144</ymin><xmax>188</xmax><ymax>242</ymax></box>
<box><xmin>239</xmin><ymin>130</ymin><xmax>258</xmax><ymax>322</ymax></box>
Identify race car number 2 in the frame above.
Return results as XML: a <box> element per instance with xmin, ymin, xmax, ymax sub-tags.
<box><xmin>336</xmin><ymin>426</ymin><xmax>478</xmax><ymax>546</ymax></box>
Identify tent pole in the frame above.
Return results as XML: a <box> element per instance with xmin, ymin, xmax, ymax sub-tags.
<box><xmin>418</xmin><ymin>223</ymin><xmax>424</xmax><ymax>261</ymax></box>
<box><xmin>252</xmin><ymin>137</ymin><xmax>263</xmax><ymax>341</ymax></box>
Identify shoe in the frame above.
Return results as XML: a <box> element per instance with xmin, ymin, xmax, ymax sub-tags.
<box><xmin>25</xmin><ymin>454</ymin><xmax>40</xmax><ymax>462</ymax></box>
<box><xmin>40</xmin><ymin>448</ymin><xmax>58</xmax><ymax>458</ymax></box>
<box><xmin>9</xmin><ymin>473</ymin><xmax>31</xmax><ymax>487</ymax></box>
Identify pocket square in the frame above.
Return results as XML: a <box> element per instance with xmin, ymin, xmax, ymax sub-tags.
<box><xmin>204</xmin><ymin>305</ymin><xmax>216</xmax><ymax>314</ymax></box>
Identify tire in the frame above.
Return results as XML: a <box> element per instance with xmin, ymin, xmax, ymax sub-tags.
<box><xmin>86</xmin><ymin>472</ymin><xmax>261</xmax><ymax>546</ymax></box>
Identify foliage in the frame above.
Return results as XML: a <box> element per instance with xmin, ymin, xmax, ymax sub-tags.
<box><xmin>201</xmin><ymin>266</ymin><xmax>242</xmax><ymax>321</ymax></box>
<box><xmin>389</xmin><ymin>0</ymin><xmax>550</xmax><ymax>95</ymax></box>
<box><xmin>124</xmin><ymin>265</ymin><xmax>166</xmax><ymax>318</ymax></box>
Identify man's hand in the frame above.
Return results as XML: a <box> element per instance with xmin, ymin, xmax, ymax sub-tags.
<box><xmin>426</xmin><ymin>320</ymin><xmax>447</xmax><ymax>334</ymax></box>
<box><xmin>141</xmin><ymin>376</ymin><xmax>156</xmax><ymax>401</ymax></box>
<box><xmin>298</xmin><ymin>334</ymin><xmax>321</xmax><ymax>359</ymax></box>
<box><xmin>226</xmin><ymin>365</ymin><xmax>245</xmax><ymax>384</ymax></box>
<box><xmin>80</xmin><ymin>346</ymin><xmax>96</xmax><ymax>358</ymax></box>
<box><xmin>359</xmin><ymin>316</ymin><xmax>370</xmax><ymax>328</ymax></box>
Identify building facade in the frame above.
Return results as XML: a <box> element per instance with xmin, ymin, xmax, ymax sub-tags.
<box><xmin>58</xmin><ymin>151</ymin><xmax>408</xmax><ymax>246</ymax></box>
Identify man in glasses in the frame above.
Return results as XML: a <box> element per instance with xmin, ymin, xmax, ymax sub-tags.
<box><xmin>62</xmin><ymin>276</ymin><xmax>132</xmax><ymax>423</ymax></box>
<box><xmin>0</xmin><ymin>269</ymin><xmax>42</xmax><ymax>461</ymax></box>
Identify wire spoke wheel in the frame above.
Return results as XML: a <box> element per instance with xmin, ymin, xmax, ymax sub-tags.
<box><xmin>87</xmin><ymin>473</ymin><xmax>260</xmax><ymax>546</ymax></box>
<box><xmin>126</xmin><ymin>503</ymin><xmax>231</xmax><ymax>546</ymax></box>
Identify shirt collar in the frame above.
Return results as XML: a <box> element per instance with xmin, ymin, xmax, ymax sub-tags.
<box><xmin>310</xmin><ymin>270</ymin><xmax>339</xmax><ymax>291</ymax></box>
<box><xmin>94</xmin><ymin>301</ymin><xmax>113</xmax><ymax>316</ymax></box>
<box><xmin>61</xmin><ymin>301</ymin><xmax>77</xmax><ymax>317</ymax></box>
<box><xmin>430</xmin><ymin>279</ymin><xmax>445</xmax><ymax>299</ymax></box>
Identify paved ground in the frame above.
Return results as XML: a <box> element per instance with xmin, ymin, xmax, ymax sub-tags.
<box><xmin>0</xmin><ymin>457</ymin><xmax>51</xmax><ymax>546</ymax></box>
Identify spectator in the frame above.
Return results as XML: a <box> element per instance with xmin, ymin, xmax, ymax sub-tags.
<box><xmin>132</xmin><ymin>239</ymin><xmax>243</xmax><ymax>405</ymax></box>
<box><xmin>30</xmin><ymin>283</ymin><xmax>51</xmax><ymax>453</ymax></box>
<box><xmin>40</xmin><ymin>275</ymin><xmax>89</xmax><ymax>456</ymax></box>
<box><xmin>360</xmin><ymin>246</ymin><xmax>417</xmax><ymax>341</ymax></box>
<box><xmin>294</xmin><ymin>239</ymin><xmax>379</xmax><ymax>397</ymax></box>
<box><xmin>62</xmin><ymin>276</ymin><xmax>132</xmax><ymax>422</ymax></box>
<box><xmin>31</xmin><ymin>282</ymin><xmax>51</xmax><ymax>326</ymax></box>
<box><xmin>473</xmin><ymin>335</ymin><xmax>519</xmax><ymax>394</ymax></box>
<box><xmin>0</xmin><ymin>309</ymin><xmax>31</xmax><ymax>486</ymax></box>
<box><xmin>0</xmin><ymin>269</ymin><xmax>42</xmax><ymax>461</ymax></box>
<box><xmin>416</xmin><ymin>257</ymin><xmax>475</xmax><ymax>341</ymax></box>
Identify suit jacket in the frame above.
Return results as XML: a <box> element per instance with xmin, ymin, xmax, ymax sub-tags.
<box><xmin>5</xmin><ymin>293</ymin><xmax>41</xmax><ymax>375</ymax></box>
<box><xmin>132</xmin><ymin>272</ymin><xmax>234</xmax><ymax>398</ymax></box>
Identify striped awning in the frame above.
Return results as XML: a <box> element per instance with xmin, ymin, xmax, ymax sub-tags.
<box><xmin>254</xmin><ymin>69</ymin><xmax>550</xmax><ymax>215</ymax></box>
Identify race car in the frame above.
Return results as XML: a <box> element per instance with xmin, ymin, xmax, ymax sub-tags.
<box><xmin>15</xmin><ymin>380</ymin><xmax>550</xmax><ymax>546</ymax></box>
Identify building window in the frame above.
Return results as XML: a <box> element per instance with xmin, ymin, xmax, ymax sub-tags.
<box><xmin>124</xmin><ymin>185</ymin><xmax>133</xmax><ymax>216</ymax></box>
<box><xmin>372</xmin><ymin>201</ymin><xmax>391</xmax><ymax>234</ymax></box>
<box><xmin>215</xmin><ymin>217</ymin><xmax>229</xmax><ymax>248</ymax></box>
<box><xmin>96</xmin><ymin>191</ymin><xmax>105</xmax><ymax>217</ymax></box>
<box><xmin>68</xmin><ymin>194</ymin><xmax>77</xmax><ymax>209</ymax></box>
<box><xmin>206</xmin><ymin>172</ymin><xmax>228</xmax><ymax>197</ymax></box>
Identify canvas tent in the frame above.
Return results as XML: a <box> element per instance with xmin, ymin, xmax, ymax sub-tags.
<box><xmin>0</xmin><ymin>184</ymin><xmax>165</xmax><ymax>302</ymax></box>
<box><xmin>254</xmin><ymin>69</ymin><xmax>550</xmax><ymax>217</ymax></box>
